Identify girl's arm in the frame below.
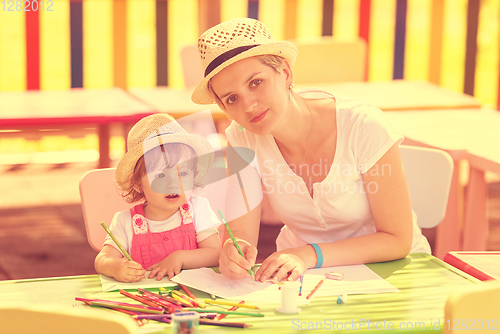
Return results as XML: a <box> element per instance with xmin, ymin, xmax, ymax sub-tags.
<box><xmin>94</xmin><ymin>245</ymin><xmax>146</xmax><ymax>282</ymax></box>
<box><xmin>147</xmin><ymin>233</ymin><xmax>222</xmax><ymax>280</ymax></box>
<box><xmin>255</xmin><ymin>143</ymin><xmax>414</xmax><ymax>282</ymax></box>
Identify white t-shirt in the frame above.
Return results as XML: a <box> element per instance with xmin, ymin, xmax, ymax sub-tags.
<box><xmin>104</xmin><ymin>196</ymin><xmax>220</xmax><ymax>256</ymax></box>
<box><xmin>226</xmin><ymin>89</ymin><xmax>430</xmax><ymax>254</ymax></box>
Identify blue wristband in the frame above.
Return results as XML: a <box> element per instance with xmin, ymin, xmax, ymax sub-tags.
<box><xmin>309</xmin><ymin>243</ymin><xmax>323</xmax><ymax>268</ymax></box>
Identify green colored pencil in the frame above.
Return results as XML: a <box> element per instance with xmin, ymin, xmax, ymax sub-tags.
<box><xmin>218</xmin><ymin>210</ymin><xmax>254</xmax><ymax>280</ymax></box>
<box><xmin>186</xmin><ymin>308</ymin><xmax>264</xmax><ymax>317</ymax></box>
<box><xmin>100</xmin><ymin>221</ymin><xmax>133</xmax><ymax>261</ymax></box>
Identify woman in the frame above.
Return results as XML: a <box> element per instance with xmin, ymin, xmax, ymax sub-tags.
<box><xmin>192</xmin><ymin>18</ymin><xmax>430</xmax><ymax>282</ymax></box>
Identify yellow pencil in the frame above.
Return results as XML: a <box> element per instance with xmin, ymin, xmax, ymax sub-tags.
<box><xmin>204</xmin><ymin>299</ymin><xmax>260</xmax><ymax>309</ymax></box>
<box><xmin>100</xmin><ymin>221</ymin><xmax>132</xmax><ymax>261</ymax></box>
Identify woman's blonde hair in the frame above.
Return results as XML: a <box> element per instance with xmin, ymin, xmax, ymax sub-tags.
<box><xmin>120</xmin><ymin>143</ymin><xmax>198</xmax><ymax>203</ymax></box>
<box><xmin>207</xmin><ymin>54</ymin><xmax>285</xmax><ymax>108</ymax></box>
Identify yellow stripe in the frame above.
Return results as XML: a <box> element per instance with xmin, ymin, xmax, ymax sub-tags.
<box><xmin>0</xmin><ymin>8</ymin><xmax>26</xmax><ymax>90</ymax></box>
<box><xmin>404</xmin><ymin>0</ymin><xmax>431</xmax><ymax>80</ymax></box>
<box><xmin>40</xmin><ymin>0</ymin><xmax>71</xmax><ymax>90</ymax></box>
<box><xmin>440</xmin><ymin>0</ymin><xmax>467</xmax><ymax>93</ymax></box>
<box><xmin>259</xmin><ymin>0</ymin><xmax>286</xmax><ymax>41</ymax></box>
<box><xmin>83</xmin><ymin>0</ymin><xmax>113</xmax><ymax>89</ymax></box>
<box><xmin>368</xmin><ymin>0</ymin><xmax>396</xmax><ymax>81</ymax></box>
<box><xmin>334</xmin><ymin>0</ymin><xmax>360</xmax><ymax>39</ymax></box>
<box><xmin>128</xmin><ymin>0</ymin><xmax>156</xmax><ymax>88</ymax></box>
<box><xmin>221</xmin><ymin>0</ymin><xmax>247</xmax><ymax>22</ymax></box>
<box><xmin>168</xmin><ymin>0</ymin><xmax>198</xmax><ymax>88</ymax></box>
<box><xmin>474</xmin><ymin>0</ymin><xmax>499</xmax><ymax>107</ymax></box>
<box><xmin>296</xmin><ymin>0</ymin><xmax>322</xmax><ymax>39</ymax></box>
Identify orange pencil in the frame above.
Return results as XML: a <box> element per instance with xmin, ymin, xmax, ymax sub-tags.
<box><xmin>306</xmin><ymin>279</ymin><xmax>324</xmax><ymax>300</ymax></box>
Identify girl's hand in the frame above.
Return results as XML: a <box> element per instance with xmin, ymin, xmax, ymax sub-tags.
<box><xmin>147</xmin><ymin>252</ymin><xmax>184</xmax><ymax>280</ymax></box>
<box><xmin>219</xmin><ymin>239</ymin><xmax>258</xmax><ymax>280</ymax></box>
<box><xmin>115</xmin><ymin>259</ymin><xmax>145</xmax><ymax>283</ymax></box>
<box><xmin>255</xmin><ymin>247</ymin><xmax>315</xmax><ymax>283</ymax></box>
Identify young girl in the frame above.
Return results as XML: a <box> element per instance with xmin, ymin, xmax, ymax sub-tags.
<box><xmin>95</xmin><ymin>114</ymin><xmax>221</xmax><ymax>283</ymax></box>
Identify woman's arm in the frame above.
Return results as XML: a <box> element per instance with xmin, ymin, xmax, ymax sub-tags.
<box><xmin>95</xmin><ymin>245</ymin><xmax>146</xmax><ymax>282</ymax></box>
<box><xmin>255</xmin><ymin>143</ymin><xmax>413</xmax><ymax>282</ymax></box>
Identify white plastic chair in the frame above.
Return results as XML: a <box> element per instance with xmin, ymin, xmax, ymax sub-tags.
<box><xmin>0</xmin><ymin>304</ymin><xmax>138</xmax><ymax>334</ymax></box>
<box><xmin>79</xmin><ymin>168</ymin><xmax>138</xmax><ymax>252</ymax></box>
<box><xmin>444</xmin><ymin>281</ymin><xmax>500</xmax><ymax>333</ymax></box>
<box><xmin>400</xmin><ymin>145</ymin><xmax>454</xmax><ymax>228</ymax></box>
<box><xmin>288</xmin><ymin>36</ymin><xmax>367</xmax><ymax>85</ymax></box>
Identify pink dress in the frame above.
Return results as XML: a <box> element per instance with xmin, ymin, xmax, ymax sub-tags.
<box><xmin>129</xmin><ymin>202</ymin><xmax>198</xmax><ymax>269</ymax></box>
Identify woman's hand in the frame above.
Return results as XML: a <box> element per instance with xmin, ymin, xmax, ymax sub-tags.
<box><xmin>147</xmin><ymin>252</ymin><xmax>184</xmax><ymax>280</ymax></box>
<box><xmin>219</xmin><ymin>239</ymin><xmax>258</xmax><ymax>280</ymax></box>
<box><xmin>255</xmin><ymin>246</ymin><xmax>316</xmax><ymax>282</ymax></box>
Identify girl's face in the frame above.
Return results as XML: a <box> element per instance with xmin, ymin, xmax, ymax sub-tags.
<box><xmin>210</xmin><ymin>56</ymin><xmax>292</xmax><ymax>135</ymax></box>
<box><xmin>141</xmin><ymin>162</ymin><xmax>195</xmax><ymax>220</ymax></box>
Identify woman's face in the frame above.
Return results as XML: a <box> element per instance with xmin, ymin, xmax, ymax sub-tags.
<box><xmin>210</xmin><ymin>56</ymin><xmax>292</xmax><ymax>135</ymax></box>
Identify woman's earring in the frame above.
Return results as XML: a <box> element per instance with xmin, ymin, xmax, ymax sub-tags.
<box><xmin>238</xmin><ymin>124</ymin><xmax>244</xmax><ymax>131</ymax></box>
<box><xmin>289</xmin><ymin>83</ymin><xmax>294</xmax><ymax>101</ymax></box>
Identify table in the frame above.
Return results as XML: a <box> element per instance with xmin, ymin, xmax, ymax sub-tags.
<box><xmin>384</xmin><ymin>109</ymin><xmax>500</xmax><ymax>258</ymax></box>
<box><xmin>0</xmin><ymin>88</ymin><xmax>156</xmax><ymax>168</ymax></box>
<box><xmin>0</xmin><ymin>253</ymin><xmax>480</xmax><ymax>333</ymax></box>
<box><xmin>296</xmin><ymin>80</ymin><xmax>481</xmax><ymax>111</ymax></box>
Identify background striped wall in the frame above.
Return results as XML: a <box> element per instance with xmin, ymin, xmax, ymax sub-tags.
<box><xmin>0</xmin><ymin>0</ymin><xmax>498</xmax><ymax>109</ymax></box>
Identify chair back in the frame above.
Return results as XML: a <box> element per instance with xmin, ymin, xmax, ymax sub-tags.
<box><xmin>400</xmin><ymin>145</ymin><xmax>454</xmax><ymax>228</ymax></box>
<box><xmin>444</xmin><ymin>281</ymin><xmax>500</xmax><ymax>333</ymax></box>
<box><xmin>79</xmin><ymin>168</ymin><xmax>137</xmax><ymax>252</ymax></box>
<box><xmin>288</xmin><ymin>36</ymin><xmax>367</xmax><ymax>85</ymax></box>
<box><xmin>180</xmin><ymin>44</ymin><xmax>204</xmax><ymax>88</ymax></box>
<box><xmin>0</xmin><ymin>304</ymin><xmax>138</xmax><ymax>334</ymax></box>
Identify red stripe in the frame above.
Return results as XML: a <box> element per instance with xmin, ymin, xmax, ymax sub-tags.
<box><xmin>25</xmin><ymin>10</ymin><xmax>40</xmax><ymax>90</ymax></box>
<box><xmin>358</xmin><ymin>0</ymin><xmax>371</xmax><ymax>81</ymax></box>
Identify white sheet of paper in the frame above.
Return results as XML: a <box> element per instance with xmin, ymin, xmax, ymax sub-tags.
<box><xmin>99</xmin><ymin>272</ymin><xmax>178</xmax><ymax>292</ymax></box>
<box><xmin>171</xmin><ymin>264</ymin><xmax>399</xmax><ymax>304</ymax></box>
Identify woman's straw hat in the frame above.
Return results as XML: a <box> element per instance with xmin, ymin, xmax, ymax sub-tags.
<box><xmin>191</xmin><ymin>17</ymin><xmax>298</xmax><ymax>104</ymax></box>
<box><xmin>116</xmin><ymin>114</ymin><xmax>214</xmax><ymax>189</ymax></box>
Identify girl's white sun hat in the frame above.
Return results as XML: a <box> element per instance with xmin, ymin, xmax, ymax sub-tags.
<box><xmin>116</xmin><ymin>113</ymin><xmax>214</xmax><ymax>190</ymax></box>
<box><xmin>191</xmin><ymin>17</ymin><xmax>298</xmax><ymax>105</ymax></box>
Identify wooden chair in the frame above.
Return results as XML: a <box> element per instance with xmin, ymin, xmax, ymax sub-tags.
<box><xmin>180</xmin><ymin>44</ymin><xmax>204</xmax><ymax>88</ymax></box>
<box><xmin>0</xmin><ymin>304</ymin><xmax>138</xmax><ymax>334</ymax></box>
<box><xmin>444</xmin><ymin>280</ymin><xmax>500</xmax><ymax>333</ymax></box>
<box><xmin>288</xmin><ymin>36</ymin><xmax>367</xmax><ymax>85</ymax></box>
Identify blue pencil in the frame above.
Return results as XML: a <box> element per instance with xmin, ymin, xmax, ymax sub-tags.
<box><xmin>298</xmin><ymin>275</ymin><xmax>304</xmax><ymax>296</ymax></box>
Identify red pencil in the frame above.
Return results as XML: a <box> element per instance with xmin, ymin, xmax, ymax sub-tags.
<box><xmin>215</xmin><ymin>300</ymin><xmax>245</xmax><ymax>320</ymax></box>
<box><xmin>179</xmin><ymin>283</ymin><xmax>197</xmax><ymax>300</ymax></box>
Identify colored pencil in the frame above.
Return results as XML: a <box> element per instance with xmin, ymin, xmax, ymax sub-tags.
<box><xmin>204</xmin><ymin>299</ymin><xmax>259</xmax><ymax>309</ymax></box>
<box><xmin>120</xmin><ymin>289</ymin><xmax>162</xmax><ymax>309</ymax></box>
<box><xmin>298</xmin><ymin>275</ymin><xmax>304</xmax><ymax>296</ymax></box>
<box><xmin>133</xmin><ymin>313</ymin><xmax>217</xmax><ymax>320</ymax></box>
<box><xmin>75</xmin><ymin>297</ymin><xmax>156</xmax><ymax>311</ymax></box>
<box><xmin>186</xmin><ymin>308</ymin><xmax>264</xmax><ymax>317</ymax></box>
<box><xmin>306</xmin><ymin>279</ymin><xmax>324</xmax><ymax>299</ymax></box>
<box><xmin>171</xmin><ymin>292</ymin><xmax>193</xmax><ymax>307</ymax></box>
<box><xmin>89</xmin><ymin>301</ymin><xmax>164</xmax><ymax>314</ymax></box>
<box><xmin>209</xmin><ymin>293</ymin><xmax>217</xmax><ymax>300</ymax></box>
<box><xmin>172</xmin><ymin>290</ymin><xmax>201</xmax><ymax>307</ymax></box>
<box><xmin>215</xmin><ymin>300</ymin><xmax>245</xmax><ymax>321</ymax></box>
<box><xmin>179</xmin><ymin>283</ymin><xmax>196</xmax><ymax>299</ymax></box>
<box><xmin>199</xmin><ymin>318</ymin><xmax>252</xmax><ymax>328</ymax></box>
<box><xmin>100</xmin><ymin>221</ymin><xmax>133</xmax><ymax>261</ymax></box>
<box><xmin>218</xmin><ymin>210</ymin><xmax>254</xmax><ymax>280</ymax></box>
